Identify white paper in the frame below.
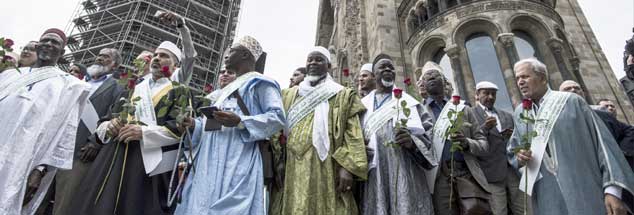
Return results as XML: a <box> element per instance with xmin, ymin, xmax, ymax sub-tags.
<box><xmin>519</xmin><ymin>136</ymin><xmax>546</xmax><ymax>196</ymax></box>
<box><xmin>149</xmin><ymin>149</ymin><xmax>178</xmax><ymax>176</ymax></box>
<box><xmin>80</xmin><ymin>99</ymin><xmax>99</xmax><ymax>134</ymax></box>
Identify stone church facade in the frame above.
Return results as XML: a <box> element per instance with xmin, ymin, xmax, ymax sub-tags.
<box><xmin>315</xmin><ymin>0</ymin><xmax>634</xmax><ymax>122</ymax></box>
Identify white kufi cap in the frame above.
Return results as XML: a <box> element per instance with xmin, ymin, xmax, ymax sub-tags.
<box><xmin>360</xmin><ymin>63</ymin><xmax>373</xmax><ymax>73</ymax></box>
<box><xmin>157</xmin><ymin>41</ymin><xmax>182</xmax><ymax>62</ymax></box>
<box><xmin>308</xmin><ymin>46</ymin><xmax>331</xmax><ymax>62</ymax></box>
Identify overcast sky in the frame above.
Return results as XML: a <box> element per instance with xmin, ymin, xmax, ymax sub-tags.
<box><xmin>0</xmin><ymin>0</ymin><xmax>631</xmax><ymax>88</ymax></box>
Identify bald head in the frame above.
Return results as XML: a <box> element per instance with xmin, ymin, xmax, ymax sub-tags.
<box><xmin>559</xmin><ymin>80</ymin><xmax>584</xmax><ymax>98</ymax></box>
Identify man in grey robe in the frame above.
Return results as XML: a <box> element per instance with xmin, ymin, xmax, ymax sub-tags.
<box><xmin>559</xmin><ymin>79</ymin><xmax>634</xmax><ymax>211</ymax></box>
<box><xmin>360</xmin><ymin>54</ymin><xmax>435</xmax><ymax>215</ymax></box>
<box><xmin>510</xmin><ymin>58</ymin><xmax>634</xmax><ymax>215</ymax></box>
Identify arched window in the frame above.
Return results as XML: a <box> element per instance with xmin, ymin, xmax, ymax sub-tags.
<box><xmin>446</xmin><ymin>0</ymin><xmax>458</xmax><ymax>8</ymax></box>
<box><xmin>465</xmin><ymin>33</ymin><xmax>514</xmax><ymax>112</ymax></box>
<box><xmin>432</xmin><ymin>49</ymin><xmax>454</xmax><ymax>87</ymax></box>
<box><xmin>513</xmin><ymin>31</ymin><xmax>542</xmax><ymax>61</ymax></box>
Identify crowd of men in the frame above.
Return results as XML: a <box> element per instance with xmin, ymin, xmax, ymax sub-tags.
<box><xmin>1</xmin><ymin>11</ymin><xmax>634</xmax><ymax>215</ymax></box>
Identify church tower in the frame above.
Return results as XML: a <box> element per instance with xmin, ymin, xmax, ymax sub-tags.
<box><xmin>316</xmin><ymin>0</ymin><xmax>633</xmax><ymax>122</ymax></box>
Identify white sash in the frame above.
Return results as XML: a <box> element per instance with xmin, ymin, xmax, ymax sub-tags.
<box><xmin>212</xmin><ymin>72</ymin><xmax>262</xmax><ymax>107</ymax></box>
<box><xmin>0</xmin><ymin>67</ymin><xmax>64</xmax><ymax>101</ymax></box>
<box><xmin>80</xmin><ymin>99</ymin><xmax>100</xmax><ymax>133</ymax></box>
<box><xmin>361</xmin><ymin>90</ymin><xmax>422</xmax><ymax>169</ymax></box>
<box><xmin>425</xmin><ymin>101</ymin><xmax>466</xmax><ymax>193</ymax></box>
<box><xmin>134</xmin><ymin>79</ymin><xmax>158</xmax><ymax>126</ymax></box>
<box><xmin>133</xmin><ymin>79</ymin><xmax>175</xmax><ymax>174</ymax></box>
<box><xmin>519</xmin><ymin>91</ymin><xmax>570</xmax><ymax>196</ymax></box>
<box><xmin>286</xmin><ymin>80</ymin><xmax>343</xmax><ymax>129</ymax></box>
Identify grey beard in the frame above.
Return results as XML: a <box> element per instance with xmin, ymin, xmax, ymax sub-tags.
<box><xmin>305</xmin><ymin>74</ymin><xmax>326</xmax><ymax>83</ymax></box>
<box><xmin>150</xmin><ymin>67</ymin><xmax>163</xmax><ymax>77</ymax></box>
<box><xmin>87</xmin><ymin>64</ymin><xmax>108</xmax><ymax>78</ymax></box>
<box><xmin>381</xmin><ymin>79</ymin><xmax>394</xmax><ymax>87</ymax></box>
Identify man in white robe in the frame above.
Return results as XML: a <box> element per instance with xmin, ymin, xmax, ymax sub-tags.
<box><xmin>510</xmin><ymin>58</ymin><xmax>634</xmax><ymax>215</ymax></box>
<box><xmin>360</xmin><ymin>54</ymin><xmax>435</xmax><ymax>215</ymax></box>
<box><xmin>0</xmin><ymin>28</ymin><xmax>90</xmax><ymax>215</ymax></box>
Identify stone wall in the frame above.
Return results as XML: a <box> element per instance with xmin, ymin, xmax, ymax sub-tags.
<box><xmin>555</xmin><ymin>0</ymin><xmax>634</xmax><ymax>122</ymax></box>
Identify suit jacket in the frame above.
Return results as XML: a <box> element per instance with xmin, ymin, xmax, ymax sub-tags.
<box><xmin>594</xmin><ymin>110</ymin><xmax>634</xmax><ymax>158</ymax></box>
<box><xmin>73</xmin><ymin>77</ymin><xmax>125</xmax><ymax>158</ymax></box>
<box><xmin>620</xmin><ymin>77</ymin><xmax>634</xmax><ymax>106</ymax></box>
<box><xmin>471</xmin><ymin>105</ymin><xmax>514</xmax><ymax>183</ymax></box>
<box><xmin>420</xmin><ymin>101</ymin><xmax>491</xmax><ymax>193</ymax></box>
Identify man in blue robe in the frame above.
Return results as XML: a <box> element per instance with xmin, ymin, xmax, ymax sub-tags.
<box><xmin>175</xmin><ymin>36</ymin><xmax>286</xmax><ymax>215</ymax></box>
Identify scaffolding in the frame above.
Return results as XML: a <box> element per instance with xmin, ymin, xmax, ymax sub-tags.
<box><xmin>63</xmin><ymin>0</ymin><xmax>242</xmax><ymax>89</ymax></box>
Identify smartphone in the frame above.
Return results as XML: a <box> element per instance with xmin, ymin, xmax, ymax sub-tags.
<box><xmin>199</xmin><ymin>106</ymin><xmax>220</xmax><ymax>118</ymax></box>
<box><xmin>501</xmin><ymin>128</ymin><xmax>514</xmax><ymax>136</ymax></box>
<box><xmin>199</xmin><ymin>106</ymin><xmax>221</xmax><ymax>131</ymax></box>
<box><xmin>154</xmin><ymin>10</ymin><xmax>165</xmax><ymax>18</ymax></box>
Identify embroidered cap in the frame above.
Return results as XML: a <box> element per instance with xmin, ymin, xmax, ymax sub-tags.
<box><xmin>233</xmin><ymin>36</ymin><xmax>263</xmax><ymax>61</ymax></box>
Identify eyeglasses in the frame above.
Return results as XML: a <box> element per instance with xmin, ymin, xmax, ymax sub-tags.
<box><xmin>22</xmin><ymin>46</ymin><xmax>36</xmax><ymax>52</ymax></box>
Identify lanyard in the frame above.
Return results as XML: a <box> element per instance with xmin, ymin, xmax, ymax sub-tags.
<box><xmin>374</xmin><ymin>93</ymin><xmax>391</xmax><ymax>111</ymax></box>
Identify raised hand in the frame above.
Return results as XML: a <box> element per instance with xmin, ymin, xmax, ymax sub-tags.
<box><xmin>158</xmin><ymin>11</ymin><xmax>184</xmax><ymax>28</ymax></box>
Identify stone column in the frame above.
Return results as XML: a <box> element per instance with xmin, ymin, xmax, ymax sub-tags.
<box><xmin>497</xmin><ymin>33</ymin><xmax>522</xmax><ymax>103</ymax></box>
<box><xmin>497</xmin><ymin>33</ymin><xmax>519</xmax><ymax>65</ymax></box>
<box><xmin>445</xmin><ymin>45</ymin><xmax>470</xmax><ymax>104</ymax></box>
<box><xmin>439</xmin><ymin>0</ymin><xmax>448</xmax><ymax>11</ymax></box>
<box><xmin>547</xmin><ymin>38</ymin><xmax>574</xmax><ymax>81</ymax></box>
<box><xmin>568</xmin><ymin>55</ymin><xmax>593</xmax><ymax>102</ymax></box>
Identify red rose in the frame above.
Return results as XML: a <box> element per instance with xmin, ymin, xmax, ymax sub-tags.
<box><xmin>522</xmin><ymin>99</ymin><xmax>532</xmax><ymax>110</ymax></box>
<box><xmin>75</xmin><ymin>73</ymin><xmax>85</xmax><ymax>80</ymax></box>
<box><xmin>342</xmin><ymin>68</ymin><xmax>350</xmax><ymax>77</ymax></box>
<box><xmin>204</xmin><ymin>84</ymin><xmax>213</xmax><ymax>93</ymax></box>
<box><xmin>451</xmin><ymin>95</ymin><xmax>461</xmax><ymax>105</ymax></box>
<box><xmin>3</xmin><ymin>39</ymin><xmax>14</xmax><ymax>49</ymax></box>
<box><xmin>393</xmin><ymin>88</ymin><xmax>403</xmax><ymax>99</ymax></box>
<box><xmin>279</xmin><ymin>133</ymin><xmax>287</xmax><ymax>145</ymax></box>
<box><xmin>127</xmin><ymin>78</ymin><xmax>137</xmax><ymax>90</ymax></box>
<box><xmin>161</xmin><ymin>66</ymin><xmax>172</xmax><ymax>78</ymax></box>
<box><xmin>404</xmin><ymin>78</ymin><xmax>412</xmax><ymax>86</ymax></box>
<box><xmin>120</xmin><ymin>72</ymin><xmax>129</xmax><ymax>80</ymax></box>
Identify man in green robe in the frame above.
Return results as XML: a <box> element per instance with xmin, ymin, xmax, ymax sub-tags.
<box><xmin>270</xmin><ymin>46</ymin><xmax>368</xmax><ymax>215</ymax></box>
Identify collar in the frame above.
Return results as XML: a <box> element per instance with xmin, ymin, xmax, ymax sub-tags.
<box><xmin>88</xmin><ymin>74</ymin><xmax>110</xmax><ymax>83</ymax></box>
<box><xmin>149</xmin><ymin>76</ymin><xmax>170</xmax><ymax>88</ymax></box>
<box><xmin>298</xmin><ymin>74</ymin><xmax>334</xmax><ymax>97</ymax></box>
<box><xmin>477</xmin><ymin>102</ymin><xmax>496</xmax><ymax>113</ymax></box>
<box><xmin>425</xmin><ymin>96</ymin><xmax>447</xmax><ymax>106</ymax></box>
<box><xmin>535</xmin><ymin>88</ymin><xmax>553</xmax><ymax>108</ymax></box>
